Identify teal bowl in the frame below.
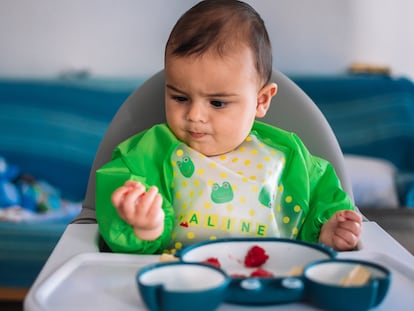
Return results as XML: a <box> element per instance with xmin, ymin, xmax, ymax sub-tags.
<box><xmin>304</xmin><ymin>259</ymin><xmax>391</xmax><ymax>311</ymax></box>
<box><xmin>136</xmin><ymin>262</ymin><xmax>230</xmax><ymax>311</ymax></box>
<box><xmin>178</xmin><ymin>237</ymin><xmax>336</xmax><ymax>305</ymax></box>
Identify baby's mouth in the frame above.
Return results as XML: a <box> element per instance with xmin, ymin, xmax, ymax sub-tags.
<box><xmin>188</xmin><ymin>131</ymin><xmax>206</xmax><ymax>139</ymax></box>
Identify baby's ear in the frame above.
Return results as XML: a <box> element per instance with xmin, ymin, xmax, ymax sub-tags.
<box><xmin>256</xmin><ymin>83</ymin><xmax>277</xmax><ymax>118</ymax></box>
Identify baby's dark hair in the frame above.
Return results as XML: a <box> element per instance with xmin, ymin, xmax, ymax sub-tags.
<box><xmin>165</xmin><ymin>0</ymin><xmax>273</xmax><ymax>84</ymax></box>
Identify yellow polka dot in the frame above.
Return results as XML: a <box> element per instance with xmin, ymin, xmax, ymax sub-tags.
<box><xmin>204</xmin><ymin>202</ymin><xmax>211</xmax><ymax>209</ymax></box>
<box><xmin>237</xmin><ymin>171</ymin><xmax>244</xmax><ymax>175</ymax></box>
<box><xmin>250</xmin><ymin>175</ymin><xmax>257</xmax><ymax>180</ymax></box>
<box><xmin>244</xmin><ymin>159</ymin><xmax>251</xmax><ymax>166</ymax></box>
<box><xmin>294</xmin><ymin>205</ymin><xmax>301</xmax><ymax>213</ymax></box>
<box><xmin>209</xmin><ymin>236</ymin><xmax>217</xmax><ymax>240</ymax></box>
<box><xmin>240</xmin><ymin>196</ymin><xmax>247</xmax><ymax>204</ymax></box>
<box><xmin>171</xmin><ymin>161</ymin><xmax>176</xmax><ymax>167</ymax></box>
<box><xmin>285</xmin><ymin>196</ymin><xmax>293</xmax><ymax>203</ymax></box>
<box><xmin>226</xmin><ymin>204</ymin><xmax>233</xmax><ymax>212</ymax></box>
<box><xmin>271</xmin><ymin>150</ymin><xmax>277</xmax><ymax>155</ymax></box>
<box><xmin>258</xmin><ymin>143</ymin><xmax>265</xmax><ymax>148</ymax></box>
<box><xmin>176</xmin><ymin>149</ymin><xmax>184</xmax><ymax>157</ymax></box>
<box><xmin>264</xmin><ymin>156</ymin><xmax>271</xmax><ymax>162</ymax></box>
<box><xmin>197</xmin><ymin>168</ymin><xmax>205</xmax><ymax>175</ymax></box>
<box><xmin>189</xmin><ymin>191</ymin><xmax>194</xmax><ymax>198</ymax></box>
<box><xmin>171</xmin><ymin>182</ymin><xmax>175</xmax><ymax>188</ymax></box>
<box><xmin>257</xmin><ymin>163</ymin><xmax>264</xmax><ymax>170</ymax></box>
<box><xmin>194</xmin><ymin>180</ymin><xmax>200</xmax><ymax>187</ymax></box>
<box><xmin>292</xmin><ymin>227</ymin><xmax>298</xmax><ymax>235</ymax></box>
<box><xmin>175</xmin><ymin>242</ymin><xmax>182</xmax><ymax>249</ymax></box>
<box><xmin>171</xmin><ymin>232</ymin><xmax>177</xmax><ymax>239</ymax></box>
<box><xmin>210</xmin><ymin>162</ymin><xmax>217</xmax><ymax>168</ymax></box>
<box><xmin>283</xmin><ymin>216</ymin><xmax>290</xmax><ymax>224</ymax></box>
<box><xmin>231</xmin><ymin>157</ymin><xmax>238</xmax><ymax>163</ymax></box>
<box><xmin>199</xmin><ymin>153</ymin><xmax>206</xmax><ymax>159</ymax></box>
<box><xmin>251</xmin><ymin>149</ymin><xmax>258</xmax><ymax>155</ymax></box>
<box><xmin>173</xmin><ymin>171</ymin><xmax>177</xmax><ymax>178</ymax></box>
<box><xmin>252</xmin><ymin>185</ymin><xmax>259</xmax><ymax>192</ymax></box>
<box><xmin>239</xmin><ymin>147</ymin><xmax>246</xmax><ymax>152</ymax></box>
<box><xmin>198</xmin><ymin>190</ymin><xmax>204</xmax><ymax>196</ymax></box>
<box><xmin>249</xmin><ymin>209</ymin><xmax>255</xmax><ymax>217</ymax></box>
<box><xmin>277</xmin><ymin>205</ymin><xmax>281</xmax><ymax>212</ymax></box>
<box><xmin>219</xmin><ymin>155</ymin><xmax>227</xmax><ymax>161</ymax></box>
<box><xmin>182</xmin><ymin>180</ymin><xmax>187</xmax><ymax>187</ymax></box>
<box><xmin>231</xmin><ymin>184</ymin><xmax>237</xmax><ymax>191</ymax></box>
<box><xmin>282</xmin><ymin>157</ymin><xmax>286</xmax><ymax>164</ymax></box>
<box><xmin>208</xmin><ymin>179</ymin><xmax>214</xmax><ymax>186</ymax></box>
<box><xmin>181</xmin><ymin>203</ymin><xmax>187</xmax><ymax>209</ymax></box>
<box><xmin>175</xmin><ymin>192</ymin><xmax>181</xmax><ymax>199</ymax></box>
<box><xmin>246</xmin><ymin>136</ymin><xmax>253</xmax><ymax>142</ymax></box>
<box><xmin>220</xmin><ymin>171</ymin><xmax>227</xmax><ymax>178</ymax></box>
<box><xmin>268</xmin><ymin>214</ymin><xmax>274</xmax><ymax>221</ymax></box>
<box><xmin>242</xmin><ymin>177</ymin><xmax>249</xmax><ymax>182</ymax></box>
<box><xmin>187</xmin><ymin>232</ymin><xmax>195</xmax><ymax>239</ymax></box>
<box><xmin>279</xmin><ymin>185</ymin><xmax>284</xmax><ymax>192</ymax></box>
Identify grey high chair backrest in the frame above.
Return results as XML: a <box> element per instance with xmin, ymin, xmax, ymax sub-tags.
<box><xmin>73</xmin><ymin>69</ymin><xmax>354</xmax><ymax>224</ymax></box>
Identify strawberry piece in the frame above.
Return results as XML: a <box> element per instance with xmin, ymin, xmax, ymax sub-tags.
<box><xmin>203</xmin><ymin>257</ymin><xmax>221</xmax><ymax>268</ymax></box>
<box><xmin>244</xmin><ymin>245</ymin><xmax>269</xmax><ymax>267</ymax></box>
<box><xmin>250</xmin><ymin>268</ymin><xmax>274</xmax><ymax>278</ymax></box>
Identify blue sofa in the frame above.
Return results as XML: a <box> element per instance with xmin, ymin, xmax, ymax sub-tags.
<box><xmin>292</xmin><ymin>74</ymin><xmax>414</xmax><ymax>207</ymax></box>
<box><xmin>0</xmin><ymin>78</ymin><xmax>140</xmax><ymax>295</ymax></box>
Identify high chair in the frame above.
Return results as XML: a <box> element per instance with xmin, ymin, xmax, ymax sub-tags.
<box><xmin>24</xmin><ymin>69</ymin><xmax>414</xmax><ymax>311</ymax></box>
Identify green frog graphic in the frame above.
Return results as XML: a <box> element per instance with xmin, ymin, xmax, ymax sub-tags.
<box><xmin>211</xmin><ymin>181</ymin><xmax>234</xmax><ymax>203</ymax></box>
<box><xmin>258</xmin><ymin>185</ymin><xmax>274</xmax><ymax>208</ymax></box>
<box><xmin>177</xmin><ymin>156</ymin><xmax>195</xmax><ymax>178</ymax></box>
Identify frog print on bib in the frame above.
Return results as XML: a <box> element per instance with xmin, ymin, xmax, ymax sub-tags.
<box><xmin>169</xmin><ymin>134</ymin><xmax>305</xmax><ymax>250</ymax></box>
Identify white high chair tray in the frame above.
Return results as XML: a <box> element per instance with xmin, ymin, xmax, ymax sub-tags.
<box><xmin>31</xmin><ymin>250</ymin><xmax>414</xmax><ymax>311</ymax></box>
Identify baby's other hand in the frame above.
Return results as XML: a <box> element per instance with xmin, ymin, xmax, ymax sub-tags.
<box><xmin>111</xmin><ymin>181</ymin><xmax>164</xmax><ymax>241</ymax></box>
<box><xmin>319</xmin><ymin>210</ymin><xmax>362</xmax><ymax>251</ymax></box>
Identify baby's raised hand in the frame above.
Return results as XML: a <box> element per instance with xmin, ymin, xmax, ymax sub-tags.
<box><xmin>111</xmin><ymin>181</ymin><xmax>164</xmax><ymax>241</ymax></box>
<box><xmin>319</xmin><ymin>210</ymin><xmax>362</xmax><ymax>251</ymax></box>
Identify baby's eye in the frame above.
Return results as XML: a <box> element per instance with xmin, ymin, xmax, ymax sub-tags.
<box><xmin>172</xmin><ymin>95</ymin><xmax>188</xmax><ymax>103</ymax></box>
<box><xmin>210</xmin><ymin>100</ymin><xmax>226</xmax><ymax>108</ymax></box>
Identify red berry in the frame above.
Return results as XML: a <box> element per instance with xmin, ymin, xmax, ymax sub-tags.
<box><xmin>250</xmin><ymin>268</ymin><xmax>274</xmax><ymax>278</ymax></box>
<box><xmin>244</xmin><ymin>245</ymin><xmax>269</xmax><ymax>267</ymax></box>
<box><xmin>203</xmin><ymin>257</ymin><xmax>221</xmax><ymax>268</ymax></box>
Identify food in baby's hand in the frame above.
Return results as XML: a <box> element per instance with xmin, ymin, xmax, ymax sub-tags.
<box><xmin>203</xmin><ymin>257</ymin><xmax>221</xmax><ymax>268</ymax></box>
<box><xmin>250</xmin><ymin>268</ymin><xmax>274</xmax><ymax>278</ymax></box>
<box><xmin>244</xmin><ymin>245</ymin><xmax>269</xmax><ymax>267</ymax></box>
<box><xmin>340</xmin><ymin>264</ymin><xmax>372</xmax><ymax>286</ymax></box>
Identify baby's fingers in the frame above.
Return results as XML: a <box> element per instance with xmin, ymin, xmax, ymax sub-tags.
<box><xmin>111</xmin><ymin>181</ymin><xmax>143</xmax><ymax>207</ymax></box>
<box><xmin>112</xmin><ymin>186</ymin><xmax>135</xmax><ymax>208</ymax></box>
<box><xmin>122</xmin><ymin>184</ymin><xmax>146</xmax><ymax>208</ymax></box>
<box><xmin>338</xmin><ymin>210</ymin><xmax>363</xmax><ymax>223</ymax></box>
<box><xmin>333</xmin><ymin>231</ymin><xmax>359</xmax><ymax>251</ymax></box>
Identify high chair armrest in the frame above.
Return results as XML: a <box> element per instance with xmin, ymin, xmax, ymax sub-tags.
<box><xmin>24</xmin><ymin>224</ymin><xmax>99</xmax><ymax>310</ymax></box>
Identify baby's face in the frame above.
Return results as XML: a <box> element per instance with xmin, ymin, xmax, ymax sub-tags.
<box><xmin>165</xmin><ymin>47</ymin><xmax>267</xmax><ymax>156</ymax></box>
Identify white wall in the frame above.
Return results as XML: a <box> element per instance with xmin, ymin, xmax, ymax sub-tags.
<box><xmin>350</xmin><ymin>0</ymin><xmax>414</xmax><ymax>78</ymax></box>
<box><xmin>0</xmin><ymin>0</ymin><xmax>413</xmax><ymax>79</ymax></box>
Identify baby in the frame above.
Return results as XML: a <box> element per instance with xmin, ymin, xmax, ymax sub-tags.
<box><xmin>96</xmin><ymin>0</ymin><xmax>362</xmax><ymax>254</ymax></box>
